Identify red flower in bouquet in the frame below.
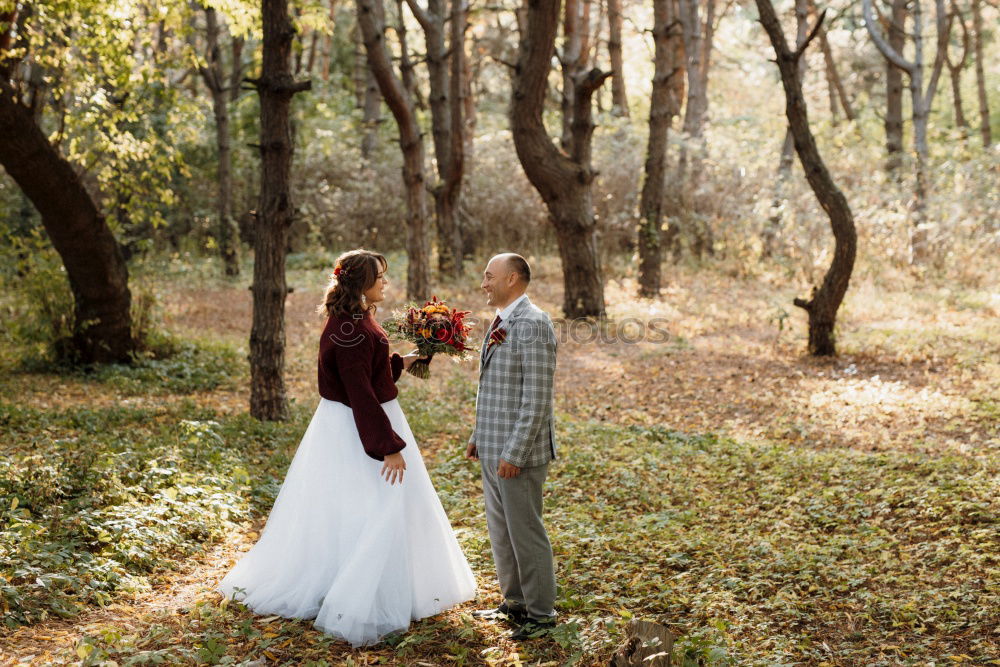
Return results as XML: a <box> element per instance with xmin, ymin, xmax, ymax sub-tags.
<box><xmin>383</xmin><ymin>296</ymin><xmax>477</xmax><ymax>378</ymax></box>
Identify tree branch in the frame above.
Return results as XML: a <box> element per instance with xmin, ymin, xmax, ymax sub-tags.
<box><xmin>863</xmin><ymin>0</ymin><xmax>916</xmax><ymax>73</ymax></box>
<box><xmin>924</xmin><ymin>0</ymin><xmax>951</xmax><ymax>103</ymax></box>
<box><xmin>794</xmin><ymin>8</ymin><xmax>827</xmax><ymax>60</ymax></box>
<box><xmin>402</xmin><ymin>0</ymin><xmax>434</xmax><ymax>32</ymax></box>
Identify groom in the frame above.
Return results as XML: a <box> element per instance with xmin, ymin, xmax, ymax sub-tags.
<box><xmin>467</xmin><ymin>253</ymin><xmax>558</xmax><ymax>641</ymax></box>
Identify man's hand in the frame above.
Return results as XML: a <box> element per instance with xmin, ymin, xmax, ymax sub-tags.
<box><xmin>465</xmin><ymin>442</ymin><xmax>479</xmax><ymax>461</ymax></box>
<box><xmin>498</xmin><ymin>459</ymin><xmax>521</xmax><ymax>479</ymax></box>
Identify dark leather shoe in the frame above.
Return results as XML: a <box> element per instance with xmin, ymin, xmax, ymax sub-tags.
<box><xmin>471</xmin><ymin>602</ymin><xmax>527</xmax><ymax>625</ymax></box>
<box><xmin>510</xmin><ymin>618</ymin><xmax>556</xmax><ymax>641</ymax></box>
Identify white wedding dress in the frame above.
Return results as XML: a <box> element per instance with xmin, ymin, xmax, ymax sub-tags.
<box><xmin>217</xmin><ymin>397</ymin><xmax>477</xmax><ymax>647</ymax></box>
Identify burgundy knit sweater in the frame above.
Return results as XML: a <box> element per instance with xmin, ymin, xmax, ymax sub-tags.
<box><xmin>318</xmin><ymin>313</ymin><xmax>406</xmax><ymax>461</ymax></box>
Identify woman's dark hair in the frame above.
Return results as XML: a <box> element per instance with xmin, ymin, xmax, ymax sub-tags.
<box><xmin>317</xmin><ymin>249</ymin><xmax>388</xmax><ymax>319</ymax></box>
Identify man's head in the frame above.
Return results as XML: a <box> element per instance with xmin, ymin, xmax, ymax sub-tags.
<box><xmin>481</xmin><ymin>253</ymin><xmax>531</xmax><ymax>309</ymax></box>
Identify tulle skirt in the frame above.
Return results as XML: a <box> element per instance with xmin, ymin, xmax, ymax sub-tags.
<box><xmin>217</xmin><ymin>397</ymin><xmax>477</xmax><ymax>647</ymax></box>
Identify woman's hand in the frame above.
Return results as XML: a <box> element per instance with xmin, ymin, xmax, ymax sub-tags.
<box><xmin>381</xmin><ymin>452</ymin><xmax>406</xmax><ymax>485</ymax></box>
<box><xmin>401</xmin><ymin>351</ymin><xmax>429</xmax><ymax>371</ymax></box>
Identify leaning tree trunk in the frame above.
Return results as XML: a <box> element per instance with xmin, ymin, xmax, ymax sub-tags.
<box><xmin>607</xmin><ymin>0</ymin><xmax>629</xmax><ymax>116</ymax></box>
<box><xmin>0</xmin><ymin>81</ymin><xmax>134</xmax><ymax>363</ymax></box>
<box><xmin>511</xmin><ymin>0</ymin><xmax>608</xmax><ymax>319</ymax></box>
<box><xmin>971</xmin><ymin>0</ymin><xmax>991</xmax><ymax>146</ymax></box>
<box><xmin>248</xmin><ymin>0</ymin><xmax>311</xmax><ymax>421</ymax></box>
<box><xmin>638</xmin><ymin>0</ymin><xmax>680</xmax><ymax>297</ymax></box>
<box><xmin>357</xmin><ymin>0</ymin><xmax>431</xmax><ymax>300</ymax></box>
<box><xmin>755</xmin><ymin>0</ymin><xmax>857</xmax><ymax>356</ymax></box>
<box><xmin>199</xmin><ymin>7</ymin><xmax>241</xmax><ymax>277</ymax></box>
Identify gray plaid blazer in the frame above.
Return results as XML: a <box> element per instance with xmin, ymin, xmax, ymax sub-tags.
<box><xmin>469</xmin><ymin>296</ymin><xmax>557</xmax><ymax>468</ymax></box>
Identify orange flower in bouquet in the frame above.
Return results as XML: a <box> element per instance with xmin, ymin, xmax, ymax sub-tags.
<box><xmin>383</xmin><ymin>296</ymin><xmax>478</xmax><ymax>378</ymax></box>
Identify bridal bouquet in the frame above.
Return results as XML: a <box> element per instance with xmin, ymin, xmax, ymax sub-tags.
<box><xmin>383</xmin><ymin>296</ymin><xmax>477</xmax><ymax>378</ymax></box>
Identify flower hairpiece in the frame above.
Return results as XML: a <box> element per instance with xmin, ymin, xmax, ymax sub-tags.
<box><xmin>333</xmin><ymin>265</ymin><xmax>346</xmax><ymax>278</ymax></box>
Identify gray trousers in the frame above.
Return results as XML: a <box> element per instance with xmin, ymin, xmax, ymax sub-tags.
<box><xmin>480</xmin><ymin>461</ymin><xmax>556</xmax><ymax>621</ymax></box>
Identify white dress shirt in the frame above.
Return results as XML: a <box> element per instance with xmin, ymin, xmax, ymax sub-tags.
<box><xmin>495</xmin><ymin>293</ymin><xmax>529</xmax><ymax>324</ymax></box>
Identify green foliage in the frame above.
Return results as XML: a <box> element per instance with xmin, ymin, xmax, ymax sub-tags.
<box><xmin>0</xmin><ymin>233</ymin><xmax>239</xmax><ymax>384</ymax></box>
<box><xmin>8</xmin><ymin>355</ymin><xmax>997</xmax><ymax>662</ymax></box>
<box><xmin>0</xmin><ymin>400</ymin><xmax>308</xmax><ymax>628</ymax></box>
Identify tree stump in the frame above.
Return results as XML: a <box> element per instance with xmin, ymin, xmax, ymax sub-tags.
<box><xmin>611</xmin><ymin>619</ymin><xmax>674</xmax><ymax>666</ymax></box>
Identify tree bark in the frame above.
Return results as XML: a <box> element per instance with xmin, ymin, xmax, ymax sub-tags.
<box><xmin>249</xmin><ymin>0</ymin><xmax>312</xmax><ymax>420</ymax></box>
<box><xmin>199</xmin><ymin>7</ymin><xmax>241</xmax><ymax>277</ymax></box>
<box><xmin>511</xmin><ymin>0</ymin><xmax>608</xmax><ymax>319</ymax></box>
<box><xmin>755</xmin><ymin>1</ymin><xmax>857</xmax><ymax>356</ymax></box>
<box><xmin>763</xmin><ymin>0</ymin><xmax>808</xmax><ymax>259</ymax></box>
<box><xmin>883</xmin><ymin>0</ymin><xmax>907</xmax><ymax>172</ymax></box>
<box><xmin>230</xmin><ymin>36</ymin><xmax>245</xmax><ymax>103</ymax></box>
<box><xmin>944</xmin><ymin>0</ymin><xmax>969</xmax><ymax>132</ymax></box>
<box><xmin>0</xmin><ymin>81</ymin><xmax>134</xmax><ymax>363</ymax></box>
<box><xmin>812</xmin><ymin>20</ymin><xmax>857</xmax><ymax>121</ymax></box>
<box><xmin>404</xmin><ymin>0</ymin><xmax>464</xmax><ymax>277</ymax></box>
<box><xmin>560</xmin><ymin>0</ymin><xmax>587</xmax><ymax>151</ymax></box>
<box><xmin>971</xmin><ymin>0</ymin><xmax>991</xmax><ymax>146</ymax></box>
<box><xmin>864</xmin><ymin>0</ymin><xmax>950</xmax><ymax>263</ymax></box>
<box><xmin>355</xmin><ymin>22</ymin><xmax>383</xmax><ymax>159</ymax></box>
<box><xmin>638</xmin><ymin>0</ymin><xmax>681</xmax><ymax>297</ymax></box>
<box><xmin>323</xmin><ymin>0</ymin><xmax>338</xmax><ymax>81</ymax></box>
<box><xmin>447</xmin><ymin>0</ymin><xmax>467</xmax><ymax>270</ymax></box>
<box><xmin>394</xmin><ymin>0</ymin><xmax>421</xmax><ymax>108</ymax></box>
<box><xmin>357</xmin><ymin>0</ymin><xmax>431</xmax><ymax>300</ymax></box>
<box><xmin>607</xmin><ymin>0</ymin><xmax>628</xmax><ymax>116</ymax></box>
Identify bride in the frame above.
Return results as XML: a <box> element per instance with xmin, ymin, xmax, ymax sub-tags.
<box><xmin>217</xmin><ymin>249</ymin><xmax>477</xmax><ymax>647</ymax></box>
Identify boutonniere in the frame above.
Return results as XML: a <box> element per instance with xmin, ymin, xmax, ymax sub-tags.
<box><xmin>487</xmin><ymin>327</ymin><xmax>507</xmax><ymax>350</ymax></box>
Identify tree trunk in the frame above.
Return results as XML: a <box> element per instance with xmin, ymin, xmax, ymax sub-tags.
<box><xmin>230</xmin><ymin>37</ymin><xmax>245</xmax><ymax>103</ymax></box>
<box><xmin>763</xmin><ymin>0</ymin><xmax>809</xmax><ymax>259</ymax></box>
<box><xmin>884</xmin><ymin>0</ymin><xmax>907</xmax><ymax>172</ymax></box>
<box><xmin>677</xmin><ymin>0</ymin><xmax>704</xmax><ymax>184</ymax></box>
<box><xmin>864</xmin><ymin>0</ymin><xmax>950</xmax><ymax>263</ymax></box>
<box><xmin>461</xmin><ymin>36</ymin><xmax>476</xmax><ymax>163</ymax></box>
<box><xmin>559</xmin><ymin>0</ymin><xmax>590</xmax><ymax>151</ymax></box>
<box><xmin>511</xmin><ymin>0</ymin><xmax>608</xmax><ymax>319</ymax></box>
<box><xmin>0</xmin><ymin>81</ymin><xmax>134</xmax><ymax>364</ymax></box>
<box><xmin>249</xmin><ymin>0</ymin><xmax>312</xmax><ymax>420</ymax></box>
<box><xmin>323</xmin><ymin>0</ymin><xmax>338</xmax><ymax>81</ymax></box>
<box><xmin>199</xmin><ymin>7</ymin><xmax>241</xmax><ymax>277</ymax></box>
<box><xmin>404</xmin><ymin>0</ymin><xmax>463</xmax><ymax>277</ymax></box>
<box><xmin>607</xmin><ymin>0</ymin><xmax>628</xmax><ymax>116</ymax></box>
<box><xmin>971</xmin><ymin>0</ymin><xmax>991</xmax><ymax>146</ymax></box>
<box><xmin>357</xmin><ymin>0</ymin><xmax>431</xmax><ymax>300</ymax></box>
<box><xmin>812</xmin><ymin>0</ymin><xmax>854</xmax><ymax>122</ymax></box>
<box><xmin>638</xmin><ymin>0</ymin><xmax>680</xmax><ymax>297</ymax></box>
<box><xmin>447</xmin><ymin>0</ymin><xmax>467</xmax><ymax>271</ymax></box>
<box><xmin>395</xmin><ymin>0</ymin><xmax>421</xmax><ymax>108</ymax></box>
<box><xmin>755</xmin><ymin>1</ymin><xmax>857</xmax><ymax>356</ymax></box>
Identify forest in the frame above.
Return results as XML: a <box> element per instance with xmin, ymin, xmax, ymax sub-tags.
<box><xmin>1</xmin><ymin>0</ymin><xmax>998</xmax><ymax>663</ymax></box>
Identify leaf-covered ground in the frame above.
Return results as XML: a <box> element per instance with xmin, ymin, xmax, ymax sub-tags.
<box><xmin>1</xmin><ymin>255</ymin><xmax>998</xmax><ymax>665</ymax></box>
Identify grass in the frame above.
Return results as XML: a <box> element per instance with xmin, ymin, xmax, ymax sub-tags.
<box><xmin>1</xmin><ymin>253</ymin><xmax>998</xmax><ymax>664</ymax></box>
<box><xmin>2</xmin><ymin>357</ymin><xmax>998</xmax><ymax>664</ymax></box>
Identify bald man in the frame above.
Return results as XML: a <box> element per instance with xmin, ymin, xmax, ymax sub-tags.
<box><xmin>466</xmin><ymin>253</ymin><xmax>558</xmax><ymax>640</ymax></box>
